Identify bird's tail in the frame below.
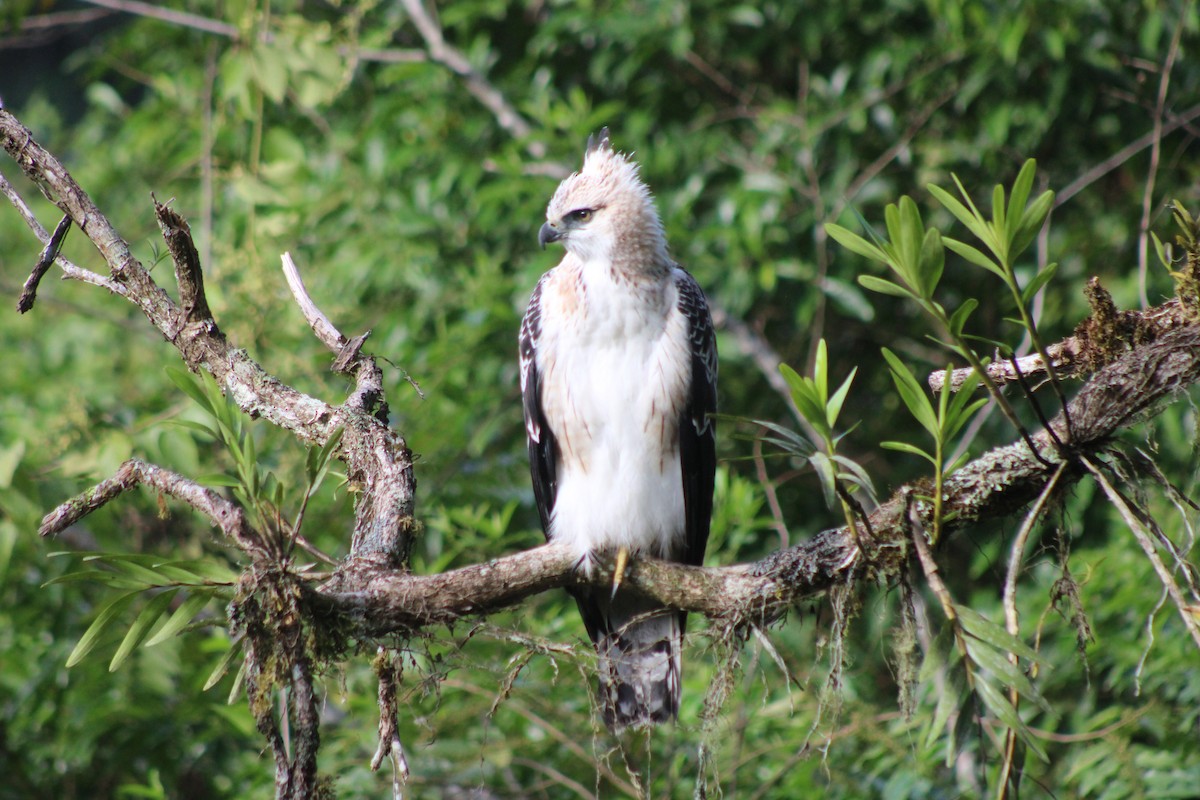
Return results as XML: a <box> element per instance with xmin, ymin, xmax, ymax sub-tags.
<box><xmin>594</xmin><ymin>592</ymin><xmax>683</xmax><ymax>731</ymax></box>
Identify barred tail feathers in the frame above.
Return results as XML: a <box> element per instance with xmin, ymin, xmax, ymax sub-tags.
<box><xmin>594</xmin><ymin>593</ymin><xmax>683</xmax><ymax>731</ymax></box>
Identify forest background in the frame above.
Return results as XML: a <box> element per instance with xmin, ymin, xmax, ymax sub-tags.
<box><xmin>2</xmin><ymin>1</ymin><xmax>1200</xmax><ymax>798</ymax></box>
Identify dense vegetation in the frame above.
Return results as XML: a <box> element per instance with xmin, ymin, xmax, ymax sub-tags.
<box><xmin>2</xmin><ymin>1</ymin><xmax>1200</xmax><ymax>797</ymax></box>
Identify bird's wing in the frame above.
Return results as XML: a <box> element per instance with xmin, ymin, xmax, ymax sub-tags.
<box><xmin>520</xmin><ymin>271</ymin><xmax>558</xmax><ymax>537</ymax></box>
<box><xmin>674</xmin><ymin>268</ymin><xmax>718</xmax><ymax>567</ymax></box>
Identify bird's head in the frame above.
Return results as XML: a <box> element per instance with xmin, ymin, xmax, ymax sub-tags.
<box><xmin>539</xmin><ymin>128</ymin><xmax>669</xmax><ymax>267</ymax></box>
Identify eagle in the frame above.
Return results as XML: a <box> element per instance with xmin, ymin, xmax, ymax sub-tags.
<box><xmin>519</xmin><ymin>129</ymin><xmax>718</xmax><ymax>730</ymax></box>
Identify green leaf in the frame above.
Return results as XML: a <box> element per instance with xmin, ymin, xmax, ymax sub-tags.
<box><xmin>943</xmin><ymin>237</ymin><xmax>1006</xmax><ymax>279</ymax></box>
<box><xmin>204</xmin><ymin>638</ymin><xmax>244</xmax><ymax>691</ymax></box>
<box><xmin>967</xmin><ymin>638</ymin><xmax>1052</xmax><ymax>713</ymax></box>
<box><xmin>974</xmin><ymin>676</ymin><xmax>1050</xmax><ymax>762</ymax></box>
<box><xmin>826</xmin><ymin>367</ymin><xmax>857</xmax><ymax>429</ymax></box>
<box><xmin>809</xmin><ymin>450</ymin><xmax>839</xmax><ymax>508</ymax></box>
<box><xmin>858</xmin><ymin>274</ymin><xmax>917</xmax><ymax>299</ymax></box>
<box><xmin>917</xmin><ymin>226</ymin><xmax>945</xmax><ymax>299</ymax></box>
<box><xmin>882</xmin><ymin>440</ymin><xmax>937</xmax><ymax>464</ymax></box>
<box><xmin>825</xmin><ymin>222</ymin><xmax>887</xmax><ymax>263</ymax></box>
<box><xmin>955</xmin><ymin>605</ymin><xmax>1044</xmax><ymax>663</ymax></box>
<box><xmin>1020</xmin><ymin>262</ymin><xmax>1059</xmax><ymax>305</ymax></box>
<box><xmin>110</xmin><ymin>588</ymin><xmax>180</xmax><ymax>671</ymax></box>
<box><xmin>928</xmin><ymin>183</ymin><xmax>991</xmax><ymax>247</ymax></box>
<box><xmin>67</xmin><ymin>590</ymin><xmax>142</xmax><ymax>667</ymax></box>
<box><xmin>145</xmin><ymin>591</ymin><xmax>216</xmax><ymax>646</ymax></box>
<box><xmin>1012</xmin><ymin>190</ymin><xmax>1055</xmax><ymax>257</ymax></box>
<box><xmin>813</xmin><ymin>339</ymin><xmax>829</xmax><ymax>400</ymax></box>
<box><xmin>1006</xmin><ymin>159</ymin><xmax>1037</xmax><ymax>240</ymax></box>
<box><xmin>881</xmin><ymin>348</ymin><xmax>938</xmax><ymax>436</ymax></box>
<box><xmin>166</xmin><ymin>366</ymin><xmax>214</xmax><ymax>415</ymax></box>
<box><xmin>947</xmin><ymin>298</ymin><xmax>978</xmax><ymax>337</ymax></box>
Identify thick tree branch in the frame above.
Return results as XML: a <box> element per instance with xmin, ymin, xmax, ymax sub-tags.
<box><xmin>319</xmin><ymin>326</ymin><xmax>1200</xmax><ymax>635</ymax></box>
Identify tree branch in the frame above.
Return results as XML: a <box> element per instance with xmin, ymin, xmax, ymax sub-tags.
<box><xmin>318</xmin><ymin>326</ymin><xmax>1200</xmax><ymax>635</ymax></box>
<box><xmin>1</xmin><ymin>108</ymin><xmax>414</xmax><ymax>566</ymax></box>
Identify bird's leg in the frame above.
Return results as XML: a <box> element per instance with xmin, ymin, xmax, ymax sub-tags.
<box><xmin>611</xmin><ymin>545</ymin><xmax>630</xmax><ymax>598</ymax></box>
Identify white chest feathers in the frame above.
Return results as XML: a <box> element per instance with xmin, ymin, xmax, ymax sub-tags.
<box><xmin>537</xmin><ymin>262</ymin><xmax>692</xmax><ymax>560</ymax></box>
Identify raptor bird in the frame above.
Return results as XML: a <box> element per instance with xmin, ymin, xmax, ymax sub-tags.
<box><xmin>519</xmin><ymin>129</ymin><xmax>717</xmax><ymax>730</ymax></box>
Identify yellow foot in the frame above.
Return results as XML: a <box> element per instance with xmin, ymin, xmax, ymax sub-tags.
<box><xmin>611</xmin><ymin>546</ymin><xmax>630</xmax><ymax>599</ymax></box>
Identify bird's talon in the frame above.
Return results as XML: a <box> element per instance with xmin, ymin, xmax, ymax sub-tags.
<box><xmin>611</xmin><ymin>546</ymin><xmax>630</xmax><ymax>598</ymax></box>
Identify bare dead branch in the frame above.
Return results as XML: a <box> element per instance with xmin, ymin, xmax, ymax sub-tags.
<box><xmin>17</xmin><ymin>214</ymin><xmax>70</xmax><ymax>312</ymax></box>
<box><xmin>282</xmin><ymin>252</ymin><xmax>346</xmax><ymax>353</ymax></box>
<box><xmin>154</xmin><ymin>198</ymin><xmax>212</xmax><ymax>323</ymax></box>
<box><xmin>39</xmin><ymin>457</ymin><xmax>269</xmax><ymax>558</ymax></box>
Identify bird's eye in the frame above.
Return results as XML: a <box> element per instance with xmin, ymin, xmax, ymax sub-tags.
<box><xmin>570</xmin><ymin>209</ymin><xmax>593</xmax><ymax>222</ymax></box>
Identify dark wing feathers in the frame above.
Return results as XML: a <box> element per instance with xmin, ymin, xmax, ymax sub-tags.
<box><xmin>520</xmin><ymin>272</ymin><xmax>558</xmax><ymax>537</ymax></box>
<box><xmin>674</xmin><ymin>268</ymin><xmax>718</xmax><ymax>568</ymax></box>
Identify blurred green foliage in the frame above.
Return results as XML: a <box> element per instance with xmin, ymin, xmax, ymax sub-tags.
<box><xmin>2</xmin><ymin>0</ymin><xmax>1200</xmax><ymax>797</ymax></box>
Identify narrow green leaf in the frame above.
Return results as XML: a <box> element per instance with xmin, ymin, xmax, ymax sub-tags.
<box><xmin>947</xmin><ymin>298</ymin><xmax>979</xmax><ymax>337</ymax></box>
<box><xmin>832</xmin><ymin>454</ymin><xmax>877</xmax><ymax>500</ymax></box>
<box><xmin>814</xmin><ymin>339</ymin><xmax>829</xmax><ymax>400</ymax></box>
<box><xmin>825</xmin><ymin>222</ymin><xmax>887</xmax><ymax>263</ymax></box>
<box><xmin>826</xmin><ymin>367</ymin><xmax>857</xmax><ymax>429</ymax></box>
<box><xmin>1012</xmin><ymin>189</ymin><xmax>1055</xmax><ymax>258</ymax></box>
<box><xmin>166</xmin><ymin>366</ymin><xmax>213</xmax><ymax>415</ymax></box>
<box><xmin>955</xmin><ymin>605</ymin><xmax>1044</xmax><ymax>663</ymax></box>
<box><xmin>146</xmin><ymin>591</ymin><xmax>215</xmax><ymax>646</ymax></box>
<box><xmin>1020</xmin><ymin>262</ymin><xmax>1059</xmax><ymax>305</ymax></box>
<box><xmin>917</xmin><ymin>227</ymin><xmax>945</xmax><ymax>299</ymax></box>
<box><xmin>944</xmin><ymin>397</ymin><xmax>988</xmax><ymax>443</ymax></box>
<box><xmin>882</xmin><ymin>440</ymin><xmax>937</xmax><ymax>464</ymax></box>
<box><xmin>204</xmin><ymin>639</ymin><xmax>244</xmax><ymax>691</ymax></box>
<box><xmin>881</xmin><ymin>348</ymin><xmax>938</xmax><ymax>436</ymax></box>
<box><xmin>991</xmin><ymin>183</ymin><xmax>1007</xmax><ymax>241</ymax></box>
<box><xmin>198</xmin><ymin>473</ymin><xmax>242</xmax><ymax>488</ymax></box>
<box><xmin>974</xmin><ymin>677</ymin><xmax>1050</xmax><ymax>762</ymax></box>
<box><xmin>44</xmin><ymin>571</ymin><xmax>147</xmax><ymax>589</ymax></box>
<box><xmin>943</xmin><ymin>237</ymin><xmax>1006</xmax><ymax>279</ymax></box>
<box><xmin>858</xmin><ymin>274</ymin><xmax>917</xmax><ymax>299</ymax></box>
<box><xmin>809</xmin><ymin>451</ymin><xmax>839</xmax><ymax>508</ymax></box>
<box><xmin>928</xmin><ymin>183</ymin><xmax>991</xmax><ymax>245</ymax></box>
<box><xmin>166</xmin><ymin>419</ymin><xmax>219</xmax><ymax>439</ymax></box>
<box><xmin>1151</xmin><ymin>232</ymin><xmax>1170</xmax><ymax>270</ymax></box>
<box><xmin>110</xmin><ymin>588</ymin><xmax>180</xmax><ymax>671</ymax></box>
<box><xmin>1006</xmin><ymin>159</ymin><xmax>1037</xmax><ymax>240</ymax></box>
<box><xmin>967</xmin><ymin>639</ymin><xmax>1052</xmax><ymax>713</ymax></box>
<box><xmin>67</xmin><ymin>590</ymin><xmax>142</xmax><ymax>667</ymax></box>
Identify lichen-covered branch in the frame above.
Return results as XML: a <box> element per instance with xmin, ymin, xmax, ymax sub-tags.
<box><xmin>318</xmin><ymin>326</ymin><xmax>1200</xmax><ymax>636</ymax></box>
<box><xmin>39</xmin><ymin>458</ymin><xmax>269</xmax><ymax>559</ymax></box>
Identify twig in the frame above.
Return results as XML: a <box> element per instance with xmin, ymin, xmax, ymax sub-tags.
<box><xmin>997</xmin><ymin>461</ymin><xmax>1065</xmax><ymax>797</ymax></box>
<box><xmin>282</xmin><ymin>252</ymin><xmax>347</xmax><ymax>352</ymax></box>
<box><xmin>39</xmin><ymin>458</ymin><xmax>268</xmax><ymax>558</ymax></box>
<box><xmin>1136</xmin><ymin>5</ymin><xmax>1189</xmax><ymax>308</ymax></box>
<box><xmin>397</xmin><ymin>0</ymin><xmax>545</xmax><ymax>158</ymax></box>
<box><xmin>1082</xmin><ymin>456</ymin><xmax>1200</xmax><ymax>650</ymax></box>
<box><xmin>1055</xmin><ymin>103</ymin><xmax>1200</xmax><ymax>208</ymax></box>
<box><xmin>0</xmin><ymin>170</ymin><xmax>121</xmax><ymax>294</ymax></box>
<box><xmin>83</xmin><ymin>0</ymin><xmax>239</xmax><ymax>37</ymax></box>
<box><xmin>17</xmin><ymin>214</ymin><xmax>70</xmax><ymax>313</ymax></box>
<box><xmin>155</xmin><ymin>198</ymin><xmax>212</xmax><ymax>323</ymax></box>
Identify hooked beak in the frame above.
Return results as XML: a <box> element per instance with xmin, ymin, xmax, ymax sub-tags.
<box><xmin>538</xmin><ymin>221</ymin><xmax>562</xmax><ymax>249</ymax></box>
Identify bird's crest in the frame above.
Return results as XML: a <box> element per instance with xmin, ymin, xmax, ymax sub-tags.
<box><xmin>585</xmin><ymin>127</ymin><xmax>611</xmax><ymax>157</ymax></box>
